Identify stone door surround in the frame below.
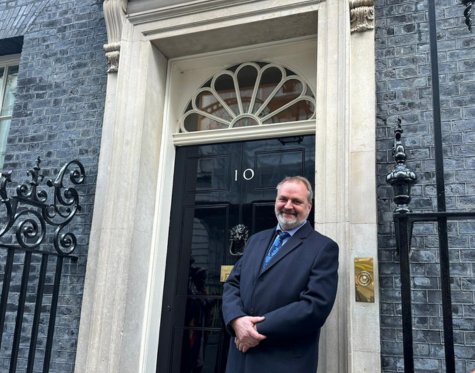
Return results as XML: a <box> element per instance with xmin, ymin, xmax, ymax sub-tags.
<box><xmin>74</xmin><ymin>1</ymin><xmax>380</xmax><ymax>372</ymax></box>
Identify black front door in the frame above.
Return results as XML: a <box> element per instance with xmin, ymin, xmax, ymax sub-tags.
<box><xmin>157</xmin><ymin>135</ymin><xmax>315</xmax><ymax>373</ymax></box>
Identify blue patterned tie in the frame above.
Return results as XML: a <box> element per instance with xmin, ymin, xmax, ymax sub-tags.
<box><xmin>261</xmin><ymin>231</ymin><xmax>290</xmax><ymax>272</ymax></box>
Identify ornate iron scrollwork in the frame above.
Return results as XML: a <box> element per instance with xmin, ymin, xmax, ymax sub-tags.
<box><xmin>0</xmin><ymin>157</ymin><xmax>85</xmax><ymax>256</ymax></box>
<box><xmin>462</xmin><ymin>0</ymin><xmax>474</xmax><ymax>32</ymax></box>
<box><xmin>229</xmin><ymin>224</ymin><xmax>249</xmax><ymax>256</ymax></box>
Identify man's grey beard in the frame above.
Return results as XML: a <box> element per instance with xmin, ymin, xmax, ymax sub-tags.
<box><xmin>275</xmin><ymin>209</ymin><xmax>305</xmax><ymax>231</ymax></box>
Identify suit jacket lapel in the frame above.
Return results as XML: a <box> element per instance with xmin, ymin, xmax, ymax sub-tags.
<box><xmin>252</xmin><ymin>230</ymin><xmax>276</xmax><ymax>280</ymax></box>
<box><xmin>259</xmin><ymin>222</ymin><xmax>313</xmax><ymax>276</ymax></box>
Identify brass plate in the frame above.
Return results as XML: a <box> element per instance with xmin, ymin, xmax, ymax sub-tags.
<box><xmin>355</xmin><ymin>258</ymin><xmax>374</xmax><ymax>303</ymax></box>
<box><xmin>220</xmin><ymin>265</ymin><xmax>234</xmax><ymax>282</ymax></box>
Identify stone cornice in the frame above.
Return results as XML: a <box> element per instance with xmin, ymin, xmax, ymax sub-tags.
<box><xmin>173</xmin><ymin>120</ymin><xmax>316</xmax><ymax>146</ymax></box>
<box><xmin>127</xmin><ymin>0</ymin><xmax>261</xmax><ymax>25</ymax></box>
<box><xmin>349</xmin><ymin>0</ymin><xmax>374</xmax><ymax>33</ymax></box>
<box><xmin>127</xmin><ymin>0</ymin><xmax>323</xmax><ymax>27</ymax></box>
<box><xmin>103</xmin><ymin>0</ymin><xmax>127</xmax><ymax>73</ymax></box>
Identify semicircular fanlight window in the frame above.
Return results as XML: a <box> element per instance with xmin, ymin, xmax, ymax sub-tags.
<box><xmin>180</xmin><ymin>62</ymin><xmax>316</xmax><ymax>133</ymax></box>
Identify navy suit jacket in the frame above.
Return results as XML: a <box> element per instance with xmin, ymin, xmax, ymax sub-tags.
<box><xmin>222</xmin><ymin>221</ymin><xmax>339</xmax><ymax>373</ymax></box>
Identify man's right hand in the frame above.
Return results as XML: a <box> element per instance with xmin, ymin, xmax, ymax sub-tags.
<box><xmin>231</xmin><ymin>316</ymin><xmax>266</xmax><ymax>353</ymax></box>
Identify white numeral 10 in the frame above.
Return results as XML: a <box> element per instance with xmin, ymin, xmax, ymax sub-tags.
<box><xmin>235</xmin><ymin>169</ymin><xmax>255</xmax><ymax>181</ymax></box>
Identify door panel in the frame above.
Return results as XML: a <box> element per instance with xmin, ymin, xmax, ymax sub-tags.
<box><xmin>191</xmin><ymin>157</ymin><xmax>232</xmax><ymax>192</ymax></box>
<box><xmin>172</xmin><ymin>328</ymin><xmax>226</xmax><ymax>373</ymax></box>
<box><xmin>250</xmin><ymin>202</ymin><xmax>276</xmax><ymax>234</ymax></box>
<box><xmin>157</xmin><ymin>135</ymin><xmax>315</xmax><ymax>373</ymax></box>
<box><xmin>254</xmin><ymin>150</ymin><xmax>305</xmax><ymax>188</ymax></box>
<box><xmin>183</xmin><ymin>205</ymin><xmax>232</xmax><ymax>297</ymax></box>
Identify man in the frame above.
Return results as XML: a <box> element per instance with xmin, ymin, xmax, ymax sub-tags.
<box><xmin>222</xmin><ymin>176</ymin><xmax>339</xmax><ymax>373</ymax></box>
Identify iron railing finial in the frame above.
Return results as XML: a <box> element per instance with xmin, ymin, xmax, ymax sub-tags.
<box><xmin>386</xmin><ymin>118</ymin><xmax>417</xmax><ymax>213</ymax></box>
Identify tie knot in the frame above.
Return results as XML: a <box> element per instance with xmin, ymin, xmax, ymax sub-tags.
<box><xmin>278</xmin><ymin>231</ymin><xmax>290</xmax><ymax>239</ymax></box>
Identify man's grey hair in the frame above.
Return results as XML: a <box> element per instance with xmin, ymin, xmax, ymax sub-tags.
<box><xmin>276</xmin><ymin>176</ymin><xmax>313</xmax><ymax>203</ymax></box>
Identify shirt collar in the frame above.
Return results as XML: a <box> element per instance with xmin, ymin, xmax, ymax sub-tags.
<box><xmin>276</xmin><ymin>220</ymin><xmax>307</xmax><ymax>237</ymax></box>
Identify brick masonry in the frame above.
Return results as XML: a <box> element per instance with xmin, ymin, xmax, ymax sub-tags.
<box><xmin>0</xmin><ymin>0</ymin><xmax>106</xmax><ymax>372</ymax></box>
<box><xmin>376</xmin><ymin>0</ymin><xmax>475</xmax><ymax>371</ymax></box>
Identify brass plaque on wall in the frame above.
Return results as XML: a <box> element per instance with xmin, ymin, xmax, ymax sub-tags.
<box><xmin>220</xmin><ymin>265</ymin><xmax>234</xmax><ymax>282</ymax></box>
<box><xmin>355</xmin><ymin>258</ymin><xmax>374</xmax><ymax>303</ymax></box>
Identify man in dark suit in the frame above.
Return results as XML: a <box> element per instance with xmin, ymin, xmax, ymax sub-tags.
<box><xmin>222</xmin><ymin>176</ymin><xmax>339</xmax><ymax>373</ymax></box>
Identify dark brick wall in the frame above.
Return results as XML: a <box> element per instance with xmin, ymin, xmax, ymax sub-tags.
<box><xmin>0</xmin><ymin>0</ymin><xmax>106</xmax><ymax>372</ymax></box>
<box><xmin>376</xmin><ymin>0</ymin><xmax>475</xmax><ymax>371</ymax></box>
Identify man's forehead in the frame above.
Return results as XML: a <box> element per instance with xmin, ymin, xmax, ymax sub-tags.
<box><xmin>277</xmin><ymin>182</ymin><xmax>309</xmax><ymax>199</ymax></box>
<box><xmin>278</xmin><ymin>180</ymin><xmax>307</xmax><ymax>191</ymax></box>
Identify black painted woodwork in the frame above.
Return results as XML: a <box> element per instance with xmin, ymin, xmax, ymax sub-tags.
<box><xmin>157</xmin><ymin>135</ymin><xmax>315</xmax><ymax>373</ymax></box>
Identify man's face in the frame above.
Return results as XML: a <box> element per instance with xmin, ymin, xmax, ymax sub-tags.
<box><xmin>274</xmin><ymin>181</ymin><xmax>312</xmax><ymax>231</ymax></box>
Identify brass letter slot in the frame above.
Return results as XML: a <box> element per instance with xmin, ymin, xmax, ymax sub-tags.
<box><xmin>355</xmin><ymin>258</ymin><xmax>374</xmax><ymax>303</ymax></box>
<box><xmin>220</xmin><ymin>265</ymin><xmax>234</xmax><ymax>282</ymax></box>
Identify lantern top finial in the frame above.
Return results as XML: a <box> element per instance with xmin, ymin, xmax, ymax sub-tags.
<box><xmin>393</xmin><ymin>119</ymin><xmax>407</xmax><ymax>165</ymax></box>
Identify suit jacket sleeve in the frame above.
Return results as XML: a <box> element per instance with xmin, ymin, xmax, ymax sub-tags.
<box><xmin>256</xmin><ymin>239</ymin><xmax>339</xmax><ymax>339</ymax></box>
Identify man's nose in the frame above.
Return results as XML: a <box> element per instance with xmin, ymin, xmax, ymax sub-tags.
<box><xmin>284</xmin><ymin>200</ymin><xmax>293</xmax><ymax>209</ymax></box>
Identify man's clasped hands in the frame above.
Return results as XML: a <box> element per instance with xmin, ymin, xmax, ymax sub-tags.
<box><xmin>231</xmin><ymin>316</ymin><xmax>267</xmax><ymax>353</ymax></box>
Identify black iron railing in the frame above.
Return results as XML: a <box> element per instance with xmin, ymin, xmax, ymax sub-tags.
<box><xmin>0</xmin><ymin>157</ymin><xmax>85</xmax><ymax>372</ymax></box>
<box><xmin>386</xmin><ymin>1</ymin><xmax>475</xmax><ymax>372</ymax></box>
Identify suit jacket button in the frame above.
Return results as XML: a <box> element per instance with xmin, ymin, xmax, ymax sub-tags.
<box><xmin>249</xmin><ymin>308</ymin><xmax>254</xmax><ymax>315</ymax></box>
